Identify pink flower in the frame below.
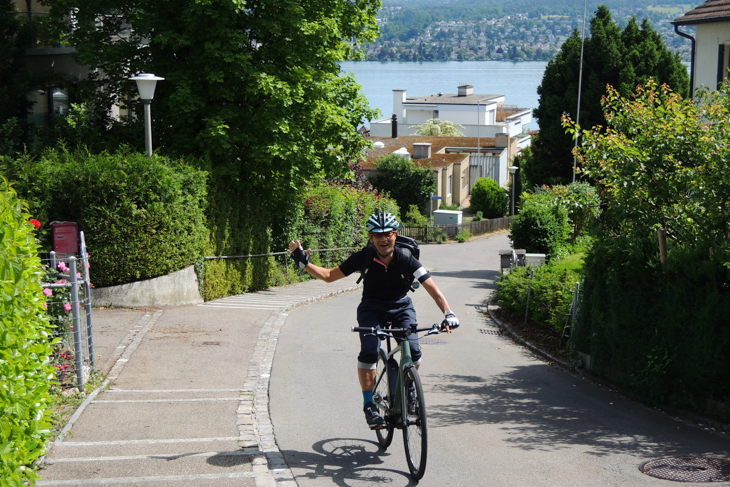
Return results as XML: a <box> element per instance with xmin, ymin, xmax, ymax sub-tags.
<box><xmin>55</xmin><ymin>279</ymin><xmax>67</xmax><ymax>285</ymax></box>
<box><xmin>43</xmin><ymin>288</ymin><xmax>52</xmax><ymax>296</ymax></box>
<box><xmin>57</xmin><ymin>262</ymin><xmax>69</xmax><ymax>272</ymax></box>
<box><xmin>42</xmin><ymin>303</ymin><xmax>47</xmax><ymax>309</ymax></box>
<box><xmin>64</xmin><ymin>303</ymin><xmax>72</xmax><ymax>312</ymax></box>
<box><xmin>76</xmin><ymin>273</ymin><xmax>82</xmax><ymax>278</ymax></box>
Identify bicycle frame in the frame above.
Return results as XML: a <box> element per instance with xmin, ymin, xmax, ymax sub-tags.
<box><xmin>362</xmin><ymin>324</ymin><xmax>440</xmax><ymax>429</ymax></box>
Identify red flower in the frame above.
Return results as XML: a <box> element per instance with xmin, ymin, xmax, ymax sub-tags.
<box><xmin>29</xmin><ymin>219</ymin><xmax>41</xmax><ymax>229</ymax></box>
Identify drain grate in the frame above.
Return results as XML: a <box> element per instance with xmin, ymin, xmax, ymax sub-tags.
<box><xmin>479</xmin><ymin>328</ymin><xmax>502</xmax><ymax>336</ymax></box>
<box><xmin>640</xmin><ymin>457</ymin><xmax>730</xmax><ymax>482</ymax></box>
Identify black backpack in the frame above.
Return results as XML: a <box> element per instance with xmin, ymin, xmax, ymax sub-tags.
<box><xmin>356</xmin><ymin>234</ymin><xmax>421</xmax><ymax>292</ymax></box>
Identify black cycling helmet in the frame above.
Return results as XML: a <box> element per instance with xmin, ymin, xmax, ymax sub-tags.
<box><xmin>366</xmin><ymin>210</ymin><xmax>400</xmax><ymax>234</ymax></box>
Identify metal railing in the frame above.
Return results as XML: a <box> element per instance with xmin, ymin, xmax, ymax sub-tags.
<box><xmin>41</xmin><ymin>250</ymin><xmax>94</xmax><ymax>389</ymax></box>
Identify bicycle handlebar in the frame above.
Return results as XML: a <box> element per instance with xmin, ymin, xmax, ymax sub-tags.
<box><xmin>352</xmin><ymin>323</ymin><xmax>442</xmax><ymax>336</ymax></box>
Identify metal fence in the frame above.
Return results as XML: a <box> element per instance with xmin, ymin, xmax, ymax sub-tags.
<box><xmin>41</xmin><ymin>250</ymin><xmax>94</xmax><ymax>390</ymax></box>
<box><xmin>401</xmin><ymin>216</ymin><xmax>513</xmax><ymax>240</ymax></box>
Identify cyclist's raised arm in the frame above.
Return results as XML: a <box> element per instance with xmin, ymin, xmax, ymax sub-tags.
<box><xmin>287</xmin><ymin>240</ymin><xmax>346</xmax><ymax>283</ymax></box>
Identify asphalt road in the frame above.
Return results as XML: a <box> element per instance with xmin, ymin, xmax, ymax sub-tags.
<box><xmin>270</xmin><ymin>232</ymin><xmax>730</xmax><ymax>486</ymax></box>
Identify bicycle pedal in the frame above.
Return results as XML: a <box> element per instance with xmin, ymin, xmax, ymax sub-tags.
<box><xmin>370</xmin><ymin>423</ymin><xmax>386</xmax><ymax>430</ymax></box>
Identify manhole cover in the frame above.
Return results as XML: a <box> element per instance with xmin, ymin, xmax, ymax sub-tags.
<box><xmin>479</xmin><ymin>328</ymin><xmax>502</xmax><ymax>335</ymax></box>
<box><xmin>640</xmin><ymin>457</ymin><xmax>730</xmax><ymax>482</ymax></box>
<box><xmin>419</xmin><ymin>337</ymin><xmax>447</xmax><ymax>345</ymax></box>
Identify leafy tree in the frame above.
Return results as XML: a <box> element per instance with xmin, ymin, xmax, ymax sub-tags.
<box><xmin>413</xmin><ymin>118</ymin><xmax>464</xmax><ymax>136</ymax></box>
<box><xmin>530</xmin><ymin>5</ymin><xmax>689</xmax><ymax>187</ymax></box>
<box><xmin>371</xmin><ymin>154</ymin><xmax>436</xmax><ymax>218</ymax></box>
<box><xmin>0</xmin><ymin>0</ymin><xmax>33</xmax><ymax>154</ymax></box>
<box><xmin>570</xmin><ymin>79</ymin><xmax>730</xmax><ymax>248</ymax></box>
<box><xmin>41</xmin><ymin>0</ymin><xmax>380</xmax><ymax>221</ymax></box>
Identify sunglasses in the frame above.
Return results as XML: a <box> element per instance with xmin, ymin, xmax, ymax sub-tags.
<box><xmin>370</xmin><ymin>231</ymin><xmax>395</xmax><ymax>238</ymax></box>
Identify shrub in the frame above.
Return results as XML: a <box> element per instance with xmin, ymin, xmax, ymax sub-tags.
<box><xmin>439</xmin><ymin>203</ymin><xmax>459</xmax><ymax>211</ymax></box>
<box><xmin>472</xmin><ymin>210</ymin><xmax>483</xmax><ymax>222</ymax></box>
<box><xmin>1</xmin><ymin>148</ymin><xmax>208</xmax><ymax>287</ymax></box>
<box><xmin>403</xmin><ymin>204</ymin><xmax>428</xmax><ymax>226</ymax></box>
<box><xmin>0</xmin><ymin>179</ymin><xmax>55</xmax><ymax>485</ymax></box>
<box><xmin>509</xmin><ymin>194</ymin><xmax>570</xmax><ymax>259</ymax></box>
<box><xmin>455</xmin><ymin>228</ymin><xmax>472</xmax><ymax>243</ymax></box>
<box><xmin>497</xmin><ymin>262</ymin><xmax>579</xmax><ymax>332</ymax></box>
<box><xmin>469</xmin><ymin>177</ymin><xmax>508</xmax><ymax>219</ymax></box>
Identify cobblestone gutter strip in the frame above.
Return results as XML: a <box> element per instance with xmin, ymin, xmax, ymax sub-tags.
<box><xmin>246</xmin><ymin>281</ymin><xmax>363</xmax><ymax>487</ymax></box>
<box><xmin>486</xmin><ymin>293</ymin><xmax>575</xmax><ymax>372</ymax></box>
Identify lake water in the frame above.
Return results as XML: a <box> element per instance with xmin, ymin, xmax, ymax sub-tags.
<box><xmin>339</xmin><ymin>60</ymin><xmax>548</xmax><ymax>130</ymax></box>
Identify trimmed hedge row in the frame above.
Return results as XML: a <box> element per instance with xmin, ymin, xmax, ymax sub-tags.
<box><xmin>0</xmin><ymin>179</ymin><xmax>55</xmax><ymax>486</ymax></box>
<box><xmin>576</xmin><ymin>234</ymin><xmax>730</xmax><ymax>413</ymax></box>
<box><xmin>1</xmin><ymin>148</ymin><xmax>208</xmax><ymax>287</ymax></box>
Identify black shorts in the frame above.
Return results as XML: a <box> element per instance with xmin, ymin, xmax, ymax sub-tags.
<box><xmin>356</xmin><ymin>296</ymin><xmax>422</xmax><ymax>368</ymax></box>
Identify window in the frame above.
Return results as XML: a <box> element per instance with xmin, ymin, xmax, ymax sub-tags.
<box><xmin>447</xmin><ymin>175</ymin><xmax>452</xmax><ymax>196</ymax></box>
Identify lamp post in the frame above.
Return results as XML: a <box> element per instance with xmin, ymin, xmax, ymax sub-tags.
<box><xmin>129</xmin><ymin>73</ymin><xmax>164</xmax><ymax>157</ymax></box>
<box><xmin>509</xmin><ymin>165</ymin><xmax>518</xmax><ymax>216</ymax></box>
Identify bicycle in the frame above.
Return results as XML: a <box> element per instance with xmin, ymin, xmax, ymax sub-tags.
<box><xmin>351</xmin><ymin>322</ymin><xmax>444</xmax><ymax>480</ymax></box>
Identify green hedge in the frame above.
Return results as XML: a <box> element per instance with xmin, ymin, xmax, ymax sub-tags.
<box><xmin>199</xmin><ymin>181</ymin><xmax>399</xmax><ymax>301</ymax></box>
<box><xmin>1</xmin><ymin>148</ymin><xmax>208</xmax><ymax>287</ymax></box>
<box><xmin>0</xmin><ymin>179</ymin><xmax>55</xmax><ymax>486</ymax></box>
<box><xmin>578</xmin><ymin>234</ymin><xmax>730</xmax><ymax>413</ymax></box>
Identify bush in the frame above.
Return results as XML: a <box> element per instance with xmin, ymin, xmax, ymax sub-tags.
<box><xmin>497</xmin><ymin>262</ymin><xmax>579</xmax><ymax>332</ymax></box>
<box><xmin>0</xmin><ymin>179</ymin><xmax>55</xmax><ymax>485</ymax></box>
<box><xmin>455</xmin><ymin>228</ymin><xmax>472</xmax><ymax>243</ymax></box>
<box><xmin>469</xmin><ymin>177</ymin><xmax>508</xmax><ymax>219</ymax></box>
<box><xmin>509</xmin><ymin>194</ymin><xmax>570</xmax><ymax>259</ymax></box>
<box><xmin>1</xmin><ymin>148</ymin><xmax>208</xmax><ymax>287</ymax></box>
<box><xmin>472</xmin><ymin>210</ymin><xmax>483</xmax><ymax>222</ymax></box>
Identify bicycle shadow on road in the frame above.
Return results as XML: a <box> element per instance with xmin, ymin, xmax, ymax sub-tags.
<box><xmin>428</xmin><ymin>269</ymin><xmax>501</xmax><ymax>290</ymax></box>
<box><xmin>423</xmin><ymin>367</ymin><xmax>730</xmax><ymax>459</ymax></box>
<box><xmin>280</xmin><ymin>437</ymin><xmax>419</xmax><ymax>486</ymax></box>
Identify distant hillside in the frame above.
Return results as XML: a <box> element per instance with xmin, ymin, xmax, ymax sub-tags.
<box><xmin>365</xmin><ymin>0</ymin><xmax>693</xmax><ymax>62</ymax></box>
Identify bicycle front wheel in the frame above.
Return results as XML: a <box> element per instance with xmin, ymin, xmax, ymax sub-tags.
<box><xmin>402</xmin><ymin>366</ymin><xmax>427</xmax><ymax>480</ymax></box>
<box><xmin>374</xmin><ymin>348</ymin><xmax>394</xmax><ymax>448</ymax></box>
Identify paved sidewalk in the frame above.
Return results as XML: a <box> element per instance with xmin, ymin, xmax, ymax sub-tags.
<box><xmin>37</xmin><ymin>275</ymin><xmax>362</xmax><ymax>487</ymax></box>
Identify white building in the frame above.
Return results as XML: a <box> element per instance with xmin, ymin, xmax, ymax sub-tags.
<box><xmin>673</xmin><ymin>0</ymin><xmax>730</xmax><ymax>96</ymax></box>
<box><xmin>369</xmin><ymin>84</ymin><xmax>532</xmax><ymax>150</ymax></box>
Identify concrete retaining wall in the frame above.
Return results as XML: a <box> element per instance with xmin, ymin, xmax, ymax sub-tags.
<box><xmin>92</xmin><ymin>266</ymin><xmax>203</xmax><ymax>307</ymax></box>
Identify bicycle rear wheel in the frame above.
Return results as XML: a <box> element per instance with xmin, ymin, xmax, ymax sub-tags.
<box><xmin>374</xmin><ymin>349</ymin><xmax>394</xmax><ymax>448</ymax></box>
<box><xmin>402</xmin><ymin>366</ymin><xmax>427</xmax><ymax>480</ymax></box>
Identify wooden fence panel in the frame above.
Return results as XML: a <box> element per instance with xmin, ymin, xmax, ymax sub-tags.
<box><xmin>401</xmin><ymin>216</ymin><xmax>513</xmax><ymax>242</ymax></box>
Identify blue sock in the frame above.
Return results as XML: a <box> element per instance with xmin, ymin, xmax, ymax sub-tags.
<box><xmin>363</xmin><ymin>390</ymin><xmax>373</xmax><ymax>405</ymax></box>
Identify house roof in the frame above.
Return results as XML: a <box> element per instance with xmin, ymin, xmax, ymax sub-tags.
<box><xmin>673</xmin><ymin>0</ymin><xmax>730</xmax><ymax>25</ymax></box>
<box><xmin>362</xmin><ymin>136</ymin><xmax>506</xmax><ymax>170</ymax></box>
<box><xmin>404</xmin><ymin>93</ymin><xmax>503</xmax><ymax>106</ymax></box>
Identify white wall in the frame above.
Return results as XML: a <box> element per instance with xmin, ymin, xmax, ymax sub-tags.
<box><xmin>695</xmin><ymin>23</ymin><xmax>730</xmax><ymax>93</ymax></box>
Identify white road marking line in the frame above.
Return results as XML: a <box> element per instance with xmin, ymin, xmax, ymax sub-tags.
<box><xmin>36</xmin><ymin>471</ymin><xmax>257</xmax><ymax>485</ymax></box>
<box><xmin>91</xmin><ymin>397</ymin><xmax>240</xmax><ymax>404</ymax></box>
<box><xmin>57</xmin><ymin>437</ymin><xmax>247</xmax><ymax>447</ymax></box>
<box><xmin>45</xmin><ymin>449</ymin><xmax>259</xmax><ymax>464</ymax></box>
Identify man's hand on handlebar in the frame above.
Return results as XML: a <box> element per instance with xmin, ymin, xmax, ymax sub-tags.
<box><xmin>441</xmin><ymin>310</ymin><xmax>460</xmax><ymax>333</ymax></box>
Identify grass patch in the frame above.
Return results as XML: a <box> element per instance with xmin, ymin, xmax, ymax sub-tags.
<box><xmin>48</xmin><ymin>370</ymin><xmax>106</xmax><ymax>442</ymax></box>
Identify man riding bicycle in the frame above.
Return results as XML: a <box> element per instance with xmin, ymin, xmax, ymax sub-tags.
<box><xmin>288</xmin><ymin>210</ymin><xmax>460</xmax><ymax>428</ymax></box>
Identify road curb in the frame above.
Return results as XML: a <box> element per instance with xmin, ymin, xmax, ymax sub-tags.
<box><xmin>485</xmin><ymin>293</ymin><xmax>575</xmax><ymax>372</ymax></box>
